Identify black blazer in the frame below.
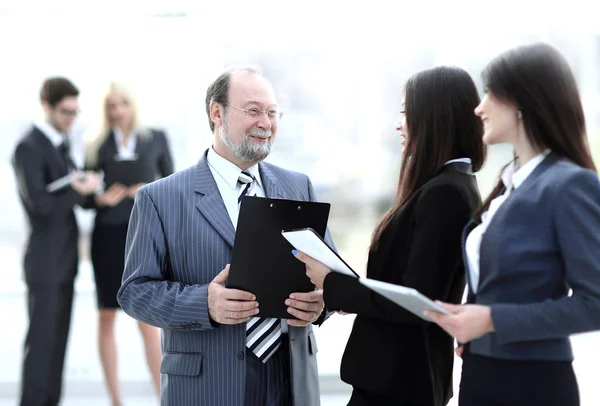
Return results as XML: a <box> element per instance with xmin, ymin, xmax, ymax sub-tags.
<box><xmin>85</xmin><ymin>129</ymin><xmax>174</xmax><ymax>225</ymax></box>
<box><xmin>324</xmin><ymin>162</ymin><xmax>480</xmax><ymax>406</ymax></box>
<box><xmin>12</xmin><ymin>126</ymin><xmax>85</xmax><ymax>284</ymax></box>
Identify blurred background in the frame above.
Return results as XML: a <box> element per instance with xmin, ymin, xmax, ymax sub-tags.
<box><xmin>1</xmin><ymin>0</ymin><xmax>600</xmax><ymax>404</ymax></box>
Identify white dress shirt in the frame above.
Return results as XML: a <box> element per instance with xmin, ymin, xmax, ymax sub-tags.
<box><xmin>113</xmin><ymin>128</ymin><xmax>138</xmax><ymax>159</ymax></box>
<box><xmin>465</xmin><ymin>150</ymin><xmax>551</xmax><ymax>293</ymax></box>
<box><xmin>206</xmin><ymin>147</ymin><xmax>265</xmax><ymax>230</ymax></box>
<box><xmin>35</xmin><ymin>120</ymin><xmax>66</xmax><ymax>147</ymax></box>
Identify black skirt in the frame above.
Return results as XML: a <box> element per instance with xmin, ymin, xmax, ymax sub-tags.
<box><xmin>91</xmin><ymin>223</ymin><xmax>129</xmax><ymax>309</ymax></box>
<box><xmin>459</xmin><ymin>352</ymin><xmax>579</xmax><ymax>406</ymax></box>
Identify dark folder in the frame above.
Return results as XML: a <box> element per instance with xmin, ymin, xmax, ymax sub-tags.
<box><xmin>103</xmin><ymin>158</ymin><xmax>153</xmax><ymax>187</ymax></box>
<box><xmin>227</xmin><ymin>196</ymin><xmax>331</xmax><ymax>319</ymax></box>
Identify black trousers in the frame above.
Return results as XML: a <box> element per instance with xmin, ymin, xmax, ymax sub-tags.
<box><xmin>20</xmin><ymin>283</ymin><xmax>75</xmax><ymax>406</ymax></box>
<box><xmin>459</xmin><ymin>353</ymin><xmax>580</xmax><ymax>406</ymax></box>
<box><xmin>348</xmin><ymin>387</ymin><xmax>428</xmax><ymax>406</ymax></box>
<box><xmin>245</xmin><ymin>337</ymin><xmax>292</xmax><ymax>406</ymax></box>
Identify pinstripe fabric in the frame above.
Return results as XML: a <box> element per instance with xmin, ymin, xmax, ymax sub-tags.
<box><xmin>245</xmin><ymin>339</ymin><xmax>292</xmax><ymax>406</ymax></box>
<box><xmin>117</xmin><ymin>149</ymin><xmax>325</xmax><ymax>406</ymax></box>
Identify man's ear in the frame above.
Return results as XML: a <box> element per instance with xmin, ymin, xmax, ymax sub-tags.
<box><xmin>41</xmin><ymin>100</ymin><xmax>52</xmax><ymax>115</ymax></box>
<box><xmin>210</xmin><ymin>101</ymin><xmax>223</xmax><ymax>128</ymax></box>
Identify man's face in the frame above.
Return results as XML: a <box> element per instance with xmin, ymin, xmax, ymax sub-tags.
<box><xmin>44</xmin><ymin>96</ymin><xmax>79</xmax><ymax>134</ymax></box>
<box><xmin>215</xmin><ymin>72</ymin><xmax>279</xmax><ymax>165</ymax></box>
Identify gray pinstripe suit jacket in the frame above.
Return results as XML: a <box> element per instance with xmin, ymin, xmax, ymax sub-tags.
<box><xmin>118</xmin><ymin>150</ymin><xmax>323</xmax><ymax>406</ymax></box>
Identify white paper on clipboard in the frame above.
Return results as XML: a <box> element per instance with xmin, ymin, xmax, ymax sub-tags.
<box><xmin>359</xmin><ymin>277</ymin><xmax>451</xmax><ymax>321</ymax></box>
<box><xmin>281</xmin><ymin>228</ymin><xmax>359</xmax><ymax>278</ymax></box>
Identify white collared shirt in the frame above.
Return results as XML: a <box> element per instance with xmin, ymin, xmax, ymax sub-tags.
<box><xmin>465</xmin><ymin>150</ymin><xmax>551</xmax><ymax>293</ymax></box>
<box><xmin>35</xmin><ymin>120</ymin><xmax>66</xmax><ymax>147</ymax></box>
<box><xmin>206</xmin><ymin>147</ymin><xmax>265</xmax><ymax>229</ymax></box>
<box><xmin>114</xmin><ymin>128</ymin><xmax>137</xmax><ymax>159</ymax></box>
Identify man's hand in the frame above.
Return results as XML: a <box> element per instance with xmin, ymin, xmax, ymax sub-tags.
<box><xmin>95</xmin><ymin>183</ymin><xmax>128</xmax><ymax>207</ymax></box>
<box><xmin>71</xmin><ymin>171</ymin><xmax>102</xmax><ymax>195</ymax></box>
<box><xmin>208</xmin><ymin>265</ymin><xmax>259</xmax><ymax>324</ymax></box>
<box><xmin>285</xmin><ymin>290</ymin><xmax>324</xmax><ymax>327</ymax></box>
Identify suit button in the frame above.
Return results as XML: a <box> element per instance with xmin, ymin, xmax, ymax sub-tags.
<box><xmin>238</xmin><ymin>351</ymin><xmax>245</xmax><ymax>360</ymax></box>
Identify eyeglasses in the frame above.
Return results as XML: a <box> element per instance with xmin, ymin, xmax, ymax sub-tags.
<box><xmin>56</xmin><ymin>107</ymin><xmax>80</xmax><ymax>117</ymax></box>
<box><xmin>221</xmin><ymin>102</ymin><xmax>283</xmax><ymax>120</ymax></box>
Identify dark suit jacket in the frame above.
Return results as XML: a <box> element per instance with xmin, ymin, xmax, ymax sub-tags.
<box><xmin>324</xmin><ymin>162</ymin><xmax>480</xmax><ymax>406</ymax></box>
<box><xmin>464</xmin><ymin>153</ymin><xmax>600</xmax><ymax>361</ymax></box>
<box><xmin>12</xmin><ymin>126</ymin><xmax>85</xmax><ymax>284</ymax></box>
<box><xmin>85</xmin><ymin>129</ymin><xmax>173</xmax><ymax>225</ymax></box>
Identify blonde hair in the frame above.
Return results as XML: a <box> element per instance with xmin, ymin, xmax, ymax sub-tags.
<box><xmin>85</xmin><ymin>81</ymin><xmax>149</xmax><ymax>167</ymax></box>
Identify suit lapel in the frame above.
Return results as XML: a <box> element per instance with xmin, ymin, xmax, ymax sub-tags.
<box><xmin>259</xmin><ymin>163</ymin><xmax>286</xmax><ymax>199</ymax></box>
<box><xmin>194</xmin><ymin>153</ymin><xmax>236</xmax><ymax>247</ymax></box>
<box><xmin>32</xmin><ymin>128</ymin><xmax>68</xmax><ymax>178</ymax></box>
<box><xmin>103</xmin><ymin>131</ymin><xmax>118</xmax><ymax>161</ymax></box>
<box><xmin>133</xmin><ymin>129</ymin><xmax>149</xmax><ymax>158</ymax></box>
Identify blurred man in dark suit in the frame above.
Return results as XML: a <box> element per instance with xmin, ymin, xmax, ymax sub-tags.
<box><xmin>12</xmin><ymin>77</ymin><xmax>101</xmax><ymax>406</ymax></box>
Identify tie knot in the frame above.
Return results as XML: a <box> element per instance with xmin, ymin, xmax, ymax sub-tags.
<box><xmin>58</xmin><ymin>142</ymin><xmax>69</xmax><ymax>155</ymax></box>
<box><xmin>238</xmin><ymin>171</ymin><xmax>254</xmax><ymax>185</ymax></box>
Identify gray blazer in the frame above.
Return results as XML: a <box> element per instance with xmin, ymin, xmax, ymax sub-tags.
<box><xmin>118</xmin><ymin>150</ymin><xmax>323</xmax><ymax>406</ymax></box>
<box><xmin>464</xmin><ymin>153</ymin><xmax>600</xmax><ymax>361</ymax></box>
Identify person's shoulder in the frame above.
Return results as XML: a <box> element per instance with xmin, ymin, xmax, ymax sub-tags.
<box><xmin>145</xmin><ymin>127</ymin><xmax>168</xmax><ymax>141</ymax></box>
<box><xmin>13</xmin><ymin>126</ymin><xmax>40</xmax><ymax>155</ymax></box>
<box><xmin>420</xmin><ymin>169</ymin><xmax>471</xmax><ymax>197</ymax></box>
<box><xmin>416</xmin><ymin>172</ymin><xmax>473</xmax><ymax>213</ymax></box>
<box><xmin>542</xmin><ymin>158</ymin><xmax>597</xmax><ymax>190</ymax></box>
<box><xmin>143</xmin><ymin>165</ymin><xmax>192</xmax><ymax>195</ymax></box>
<box><xmin>20</xmin><ymin>125</ymin><xmax>41</xmax><ymax>144</ymax></box>
<box><xmin>261</xmin><ymin>161</ymin><xmax>310</xmax><ymax>182</ymax></box>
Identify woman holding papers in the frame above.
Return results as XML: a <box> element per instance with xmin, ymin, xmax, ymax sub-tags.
<box><xmin>294</xmin><ymin>66</ymin><xmax>485</xmax><ymax>405</ymax></box>
<box><xmin>425</xmin><ymin>43</ymin><xmax>600</xmax><ymax>406</ymax></box>
<box><xmin>83</xmin><ymin>82</ymin><xmax>173</xmax><ymax>405</ymax></box>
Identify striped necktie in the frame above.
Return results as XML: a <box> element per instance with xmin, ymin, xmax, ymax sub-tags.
<box><xmin>237</xmin><ymin>171</ymin><xmax>283</xmax><ymax>363</ymax></box>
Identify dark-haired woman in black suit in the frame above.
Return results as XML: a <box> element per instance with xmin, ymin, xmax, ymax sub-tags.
<box><xmin>294</xmin><ymin>66</ymin><xmax>486</xmax><ymax>406</ymax></box>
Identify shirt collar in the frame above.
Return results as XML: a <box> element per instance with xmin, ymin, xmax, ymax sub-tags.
<box><xmin>502</xmin><ymin>149</ymin><xmax>551</xmax><ymax>190</ymax></box>
<box><xmin>445</xmin><ymin>157</ymin><xmax>472</xmax><ymax>165</ymax></box>
<box><xmin>34</xmin><ymin>120</ymin><xmax>66</xmax><ymax>147</ymax></box>
<box><xmin>207</xmin><ymin>147</ymin><xmax>263</xmax><ymax>191</ymax></box>
<box><xmin>113</xmin><ymin>127</ymin><xmax>136</xmax><ymax>144</ymax></box>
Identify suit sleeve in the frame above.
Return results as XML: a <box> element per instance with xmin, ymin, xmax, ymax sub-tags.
<box><xmin>324</xmin><ymin>184</ymin><xmax>471</xmax><ymax>325</ymax></box>
<box><xmin>12</xmin><ymin>142</ymin><xmax>85</xmax><ymax>217</ymax></box>
<box><xmin>156</xmin><ymin>130</ymin><xmax>174</xmax><ymax>177</ymax></box>
<box><xmin>491</xmin><ymin>170</ymin><xmax>600</xmax><ymax>344</ymax></box>
<box><xmin>307</xmin><ymin>176</ymin><xmax>335</xmax><ymax>326</ymax></box>
<box><xmin>117</xmin><ymin>187</ymin><xmax>215</xmax><ymax>331</ymax></box>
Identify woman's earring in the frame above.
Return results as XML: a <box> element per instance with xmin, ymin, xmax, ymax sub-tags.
<box><xmin>517</xmin><ymin>110</ymin><xmax>523</xmax><ymax>119</ymax></box>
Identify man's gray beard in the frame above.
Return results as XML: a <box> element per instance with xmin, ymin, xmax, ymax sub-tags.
<box><xmin>220</xmin><ymin>118</ymin><xmax>273</xmax><ymax>163</ymax></box>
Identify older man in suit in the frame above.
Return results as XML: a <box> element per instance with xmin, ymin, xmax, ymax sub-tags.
<box><xmin>118</xmin><ymin>68</ymin><xmax>327</xmax><ymax>406</ymax></box>
<box><xmin>12</xmin><ymin>77</ymin><xmax>102</xmax><ymax>406</ymax></box>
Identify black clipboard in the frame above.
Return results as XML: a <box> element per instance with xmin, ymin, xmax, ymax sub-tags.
<box><xmin>227</xmin><ymin>196</ymin><xmax>331</xmax><ymax>319</ymax></box>
<box><xmin>103</xmin><ymin>158</ymin><xmax>153</xmax><ymax>187</ymax></box>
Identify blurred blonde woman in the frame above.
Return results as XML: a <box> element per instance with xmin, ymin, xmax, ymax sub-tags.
<box><xmin>84</xmin><ymin>82</ymin><xmax>174</xmax><ymax>405</ymax></box>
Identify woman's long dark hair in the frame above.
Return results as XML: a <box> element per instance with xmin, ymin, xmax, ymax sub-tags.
<box><xmin>371</xmin><ymin>66</ymin><xmax>486</xmax><ymax>249</ymax></box>
<box><xmin>475</xmin><ymin>43</ymin><xmax>596</xmax><ymax>221</ymax></box>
